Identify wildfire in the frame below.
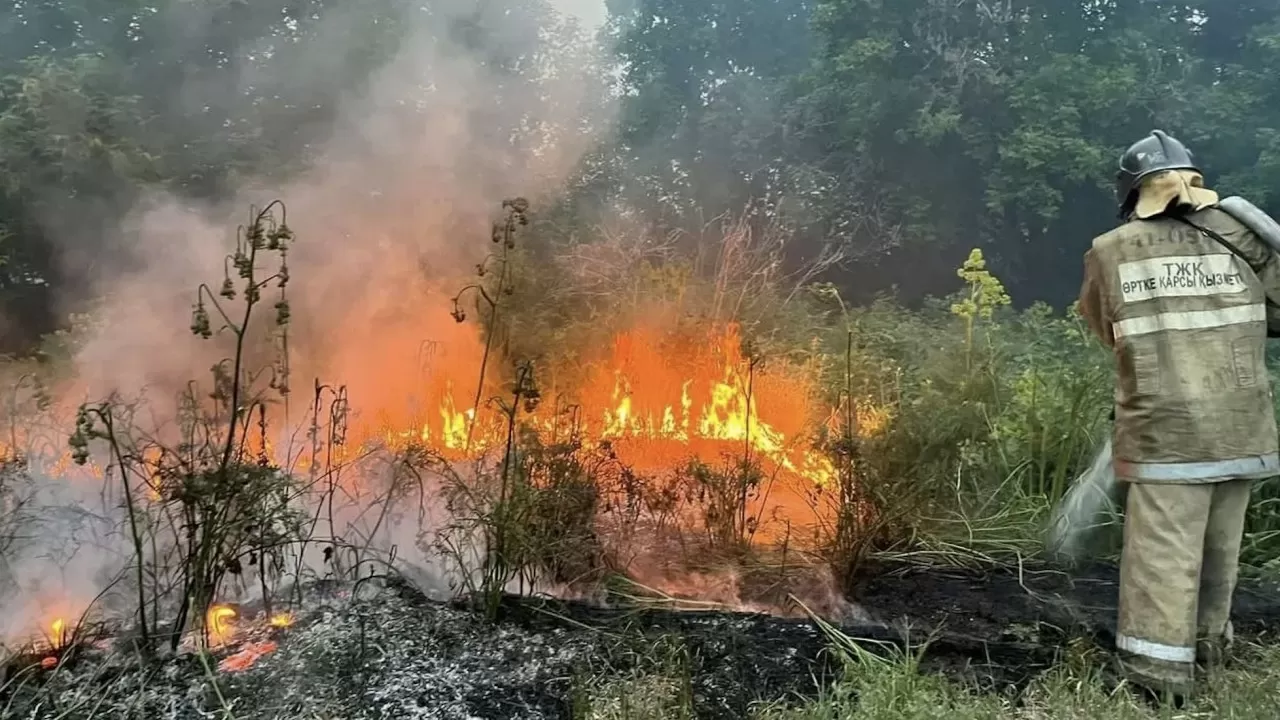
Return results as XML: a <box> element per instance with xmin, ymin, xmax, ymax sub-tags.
<box><xmin>0</xmin><ymin>322</ymin><xmax>884</xmax><ymax>505</ymax></box>
<box><xmin>48</xmin><ymin>618</ymin><xmax>67</xmax><ymax>649</ymax></box>
<box><xmin>207</xmin><ymin>605</ymin><xmax>237</xmax><ymax>647</ymax></box>
<box><xmin>401</xmin><ymin>324</ymin><xmax>857</xmax><ymax>473</ymax></box>
<box><xmin>2</xmin><ymin>321</ymin><xmax>891</xmax><ymax>651</ymax></box>
<box><xmin>286</xmin><ymin>322</ymin><xmax>890</xmax><ymax>542</ymax></box>
<box><xmin>353</xmin><ymin>322</ymin><xmax>882</xmax><ymax>541</ymax></box>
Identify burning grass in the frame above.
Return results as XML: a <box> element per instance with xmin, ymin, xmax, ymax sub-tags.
<box><xmin>5</xmin><ymin>198</ymin><xmax>1280</xmax><ymax>717</ymax></box>
<box><xmin>0</xmin><ymin>200</ymin><xmax>869</xmax><ymax>660</ymax></box>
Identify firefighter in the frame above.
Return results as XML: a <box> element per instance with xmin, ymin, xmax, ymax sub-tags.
<box><xmin>1078</xmin><ymin>129</ymin><xmax>1280</xmax><ymax>699</ymax></box>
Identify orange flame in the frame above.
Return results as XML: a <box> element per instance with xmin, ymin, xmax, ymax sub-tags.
<box><xmin>374</xmin><ymin>323</ymin><xmax>880</xmax><ymax>540</ymax></box>
<box><xmin>422</xmin><ymin>326</ymin><xmax>845</xmax><ymax>457</ymax></box>
<box><xmin>311</xmin><ymin>322</ymin><xmax>888</xmax><ymax>535</ymax></box>
<box><xmin>579</xmin><ymin>324</ymin><xmax>830</xmax><ymax>473</ymax></box>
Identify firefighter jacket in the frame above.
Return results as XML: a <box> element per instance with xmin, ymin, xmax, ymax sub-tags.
<box><xmin>1079</xmin><ymin>205</ymin><xmax>1280</xmax><ymax>484</ymax></box>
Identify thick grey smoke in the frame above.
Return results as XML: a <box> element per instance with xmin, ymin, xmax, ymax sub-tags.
<box><xmin>2</xmin><ymin>0</ymin><xmax>614</xmax><ymax>642</ymax></box>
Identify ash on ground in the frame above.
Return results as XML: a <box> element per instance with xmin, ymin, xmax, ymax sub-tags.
<box><xmin>5</xmin><ymin>564</ymin><xmax>1280</xmax><ymax>719</ymax></box>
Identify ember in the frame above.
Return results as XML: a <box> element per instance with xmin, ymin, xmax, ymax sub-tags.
<box><xmin>217</xmin><ymin>640</ymin><xmax>278</xmax><ymax>673</ymax></box>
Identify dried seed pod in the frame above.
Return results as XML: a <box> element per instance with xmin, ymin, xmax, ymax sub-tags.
<box><xmin>191</xmin><ymin>301</ymin><xmax>213</xmax><ymax>339</ymax></box>
<box><xmin>274</xmin><ymin>300</ymin><xmax>291</xmax><ymax>326</ymax></box>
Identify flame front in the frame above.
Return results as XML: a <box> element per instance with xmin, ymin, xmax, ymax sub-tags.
<box><xmin>585</xmin><ymin>325</ymin><xmax>828</xmax><ymax>480</ymax></box>
<box><xmin>356</xmin><ymin>323</ymin><xmax>873</xmax><ymax>502</ymax></box>
<box><xmin>2</xmin><ymin>323</ymin><xmax>876</xmax><ymax>498</ymax></box>
<box><xmin>382</xmin><ymin>323</ymin><xmax>878</xmax><ymax>539</ymax></box>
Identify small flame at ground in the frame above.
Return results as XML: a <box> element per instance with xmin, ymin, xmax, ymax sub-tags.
<box><xmin>269</xmin><ymin>612</ymin><xmax>293</xmax><ymax>628</ymax></box>
<box><xmin>207</xmin><ymin>605</ymin><xmax>237</xmax><ymax>647</ymax></box>
<box><xmin>38</xmin><ymin>617</ymin><xmax>70</xmax><ymax>670</ymax></box>
<box><xmin>48</xmin><ymin>618</ymin><xmax>67</xmax><ymax>649</ymax></box>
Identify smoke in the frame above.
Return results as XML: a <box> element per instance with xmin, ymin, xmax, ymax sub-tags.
<box><xmin>2</xmin><ymin>0</ymin><xmax>614</xmax><ymax>641</ymax></box>
<box><xmin>76</xmin><ymin>0</ymin><xmax>615</xmax><ymax>400</ymax></box>
<box><xmin>548</xmin><ymin>0</ymin><xmax>608</xmax><ymax>30</ymax></box>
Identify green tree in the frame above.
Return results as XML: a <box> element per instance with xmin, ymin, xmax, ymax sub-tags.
<box><xmin>601</xmin><ymin>0</ymin><xmax>815</xmax><ymax>228</ymax></box>
<box><xmin>793</xmin><ymin>0</ymin><xmax>1280</xmax><ymax>305</ymax></box>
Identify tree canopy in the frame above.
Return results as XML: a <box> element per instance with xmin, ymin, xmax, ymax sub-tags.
<box><xmin>3</xmin><ymin>0</ymin><xmax>1280</xmax><ymax>349</ymax></box>
<box><xmin>599</xmin><ymin>0</ymin><xmax>1280</xmax><ymax>303</ymax></box>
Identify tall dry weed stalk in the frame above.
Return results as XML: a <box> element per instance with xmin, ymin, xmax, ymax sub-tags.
<box><xmin>439</xmin><ymin>198</ymin><xmax>574</xmax><ymax>619</ymax></box>
<box><xmin>67</xmin><ymin>202</ymin><xmax>315</xmax><ymax>651</ymax></box>
<box><xmin>436</xmin><ymin>198</ymin><xmax>661</xmax><ymax>618</ymax></box>
<box><xmin>452</xmin><ymin>197</ymin><xmax>530</xmax><ymax>453</ymax></box>
<box><xmin>704</xmin><ymin>203</ymin><xmax>845</xmax><ymax>322</ymax></box>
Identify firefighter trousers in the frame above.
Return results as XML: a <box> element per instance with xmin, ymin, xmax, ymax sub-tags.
<box><xmin>1116</xmin><ymin>478</ymin><xmax>1252</xmax><ymax>695</ymax></box>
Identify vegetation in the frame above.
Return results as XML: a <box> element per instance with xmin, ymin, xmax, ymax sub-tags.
<box><xmin>6</xmin><ymin>0</ymin><xmax>1280</xmax><ymax>717</ymax></box>
<box><xmin>5</xmin><ymin>1</ymin><xmax>1280</xmax><ymax>346</ymax></box>
<box><xmin>60</xmin><ymin>202</ymin><xmax>306</xmax><ymax>652</ymax></box>
<box><xmin>573</xmin><ymin>637</ymin><xmax>1280</xmax><ymax>719</ymax></box>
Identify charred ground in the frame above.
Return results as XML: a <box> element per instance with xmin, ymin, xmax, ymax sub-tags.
<box><xmin>6</xmin><ymin>561</ymin><xmax>1280</xmax><ymax>720</ymax></box>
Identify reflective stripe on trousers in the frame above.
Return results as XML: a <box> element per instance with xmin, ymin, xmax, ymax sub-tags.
<box><xmin>1116</xmin><ymin>634</ymin><xmax>1196</xmax><ymax>664</ymax></box>
<box><xmin>1115</xmin><ymin>452</ymin><xmax>1280</xmax><ymax>482</ymax></box>
<box><xmin>1116</xmin><ymin>481</ymin><xmax>1251</xmax><ymax>690</ymax></box>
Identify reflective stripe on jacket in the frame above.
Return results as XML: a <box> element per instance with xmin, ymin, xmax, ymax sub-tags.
<box><xmin>1079</xmin><ymin>206</ymin><xmax>1280</xmax><ymax>484</ymax></box>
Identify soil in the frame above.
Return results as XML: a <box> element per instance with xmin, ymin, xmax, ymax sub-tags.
<box><xmin>853</xmin><ymin>560</ymin><xmax>1280</xmax><ymax>642</ymax></box>
<box><xmin>5</xmin><ymin>561</ymin><xmax>1280</xmax><ymax>719</ymax></box>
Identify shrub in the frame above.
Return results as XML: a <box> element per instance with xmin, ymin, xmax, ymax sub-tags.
<box><xmin>67</xmin><ymin>202</ymin><xmax>310</xmax><ymax>651</ymax></box>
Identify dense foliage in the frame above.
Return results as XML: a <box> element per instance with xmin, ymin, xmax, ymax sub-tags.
<box><xmin>10</xmin><ymin>6</ymin><xmax>1280</xmax><ymax>714</ymax></box>
<box><xmin>4</xmin><ymin>0</ymin><xmax>1280</xmax><ymax>349</ymax></box>
<box><xmin>599</xmin><ymin>0</ymin><xmax>1280</xmax><ymax>304</ymax></box>
<box><xmin>8</xmin><ymin>0</ymin><xmax>1280</xmax><ymax>572</ymax></box>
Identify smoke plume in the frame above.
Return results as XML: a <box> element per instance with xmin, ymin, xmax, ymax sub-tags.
<box><xmin>2</xmin><ymin>0</ymin><xmax>614</xmax><ymax>641</ymax></box>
